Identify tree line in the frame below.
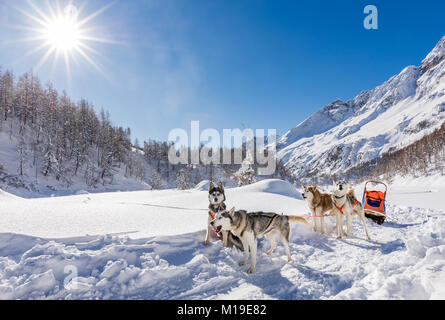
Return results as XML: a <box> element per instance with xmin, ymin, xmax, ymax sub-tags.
<box><xmin>0</xmin><ymin>67</ymin><xmax>293</xmax><ymax>191</ymax></box>
<box><xmin>0</xmin><ymin>68</ymin><xmax>137</xmax><ymax>188</ymax></box>
<box><xmin>342</xmin><ymin>121</ymin><xmax>445</xmax><ymax>183</ymax></box>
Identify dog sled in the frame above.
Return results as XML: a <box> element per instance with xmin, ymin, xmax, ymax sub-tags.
<box><xmin>362</xmin><ymin>180</ymin><xmax>388</xmax><ymax>225</ymax></box>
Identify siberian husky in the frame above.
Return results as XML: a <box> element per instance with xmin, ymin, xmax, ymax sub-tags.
<box><xmin>331</xmin><ymin>180</ymin><xmax>371</xmax><ymax>240</ymax></box>
<box><xmin>301</xmin><ymin>184</ymin><xmax>333</xmax><ymax>234</ymax></box>
<box><xmin>204</xmin><ymin>182</ymin><xmax>243</xmax><ymax>251</ymax></box>
<box><xmin>211</xmin><ymin>208</ymin><xmax>309</xmax><ymax>273</ymax></box>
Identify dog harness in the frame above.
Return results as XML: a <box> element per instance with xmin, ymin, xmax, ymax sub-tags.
<box><xmin>209</xmin><ymin>208</ymin><xmax>223</xmax><ymax>237</ymax></box>
<box><xmin>241</xmin><ymin>213</ymin><xmax>279</xmax><ymax>237</ymax></box>
<box><xmin>334</xmin><ymin>199</ymin><xmax>358</xmax><ymax>215</ymax></box>
<box><xmin>334</xmin><ymin>202</ymin><xmax>345</xmax><ymax>215</ymax></box>
<box><xmin>263</xmin><ymin>214</ymin><xmax>279</xmax><ymax>234</ymax></box>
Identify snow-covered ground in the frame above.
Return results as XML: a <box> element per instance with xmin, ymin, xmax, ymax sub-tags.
<box><xmin>0</xmin><ymin>179</ymin><xmax>444</xmax><ymax>300</ymax></box>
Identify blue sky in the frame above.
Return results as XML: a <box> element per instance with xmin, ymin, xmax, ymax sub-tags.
<box><xmin>0</xmin><ymin>0</ymin><xmax>444</xmax><ymax>143</ymax></box>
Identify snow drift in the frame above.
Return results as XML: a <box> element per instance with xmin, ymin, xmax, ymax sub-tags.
<box><xmin>0</xmin><ymin>179</ymin><xmax>444</xmax><ymax>300</ymax></box>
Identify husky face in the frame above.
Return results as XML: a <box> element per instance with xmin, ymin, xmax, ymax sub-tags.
<box><xmin>333</xmin><ymin>180</ymin><xmax>348</xmax><ymax>196</ymax></box>
<box><xmin>301</xmin><ymin>185</ymin><xmax>315</xmax><ymax>201</ymax></box>
<box><xmin>208</xmin><ymin>182</ymin><xmax>226</xmax><ymax>206</ymax></box>
<box><xmin>211</xmin><ymin>208</ymin><xmax>234</xmax><ymax>233</ymax></box>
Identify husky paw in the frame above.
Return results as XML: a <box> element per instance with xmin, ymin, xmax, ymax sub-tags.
<box><xmin>246</xmin><ymin>267</ymin><xmax>255</xmax><ymax>274</ymax></box>
<box><xmin>204</xmin><ymin>240</ymin><xmax>209</xmax><ymax>246</ymax></box>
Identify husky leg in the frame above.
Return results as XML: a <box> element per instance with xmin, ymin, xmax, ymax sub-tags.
<box><xmin>319</xmin><ymin>208</ymin><xmax>326</xmax><ymax>235</ymax></box>
<box><xmin>265</xmin><ymin>232</ymin><xmax>278</xmax><ymax>255</ymax></box>
<box><xmin>311</xmin><ymin>209</ymin><xmax>319</xmax><ymax>232</ymax></box>
<box><xmin>247</xmin><ymin>236</ymin><xmax>257</xmax><ymax>274</ymax></box>
<box><xmin>345</xmin><ymin>213</ymin><xmax>352</xmax><ymax>237</ymax></box>
<box><xmin>279</xmin><ymin>226</ymin><xmax>292</xmax><ymax>262</ymax></box>
<box><xmin>204</xmin><ymin>216</ymin><xmax>212</xmax><ymax>245</ymax></box>
<box><xmin>222</xmin><ymin>231</ymin><xmax>228</xmax><ymax>247</ymax></box>
<box><xmin>282</xmin><ymin>236</ymin><xmax>292</xmax><ymax>262</ymax></box>
<box><xmin>336</xmin><ymin>212</ymin><xmax>343</xmax><ymax>239</ymax></box>
<box><xmin>239</xmin><ymin>238</ymin><xmax>250</xmax><ymax>266</ymax></box>
<box><xmin>359</xmin><ymin>209</ymin><xmax>371</xmax><ymax>240</ymax></box>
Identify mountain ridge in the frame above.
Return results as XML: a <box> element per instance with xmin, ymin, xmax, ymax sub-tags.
<box><xmin>277</xmin><ymin>36</ymin><xmax>445</xmax><ymax>181</ymax></box>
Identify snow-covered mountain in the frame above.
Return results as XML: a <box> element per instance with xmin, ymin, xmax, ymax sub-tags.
<box><xmin>277</xmin><ymin>36</ymin><xmax>445</xmax><ymax>180</ymax></box>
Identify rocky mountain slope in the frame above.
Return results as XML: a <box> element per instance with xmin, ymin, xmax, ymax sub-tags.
<box><xmin>277</xmin><ymin>36</ymin><xmax>445</xmax><ymax>181</ymax></box>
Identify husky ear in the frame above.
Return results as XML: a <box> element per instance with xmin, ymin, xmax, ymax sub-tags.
<box><xmin>229</xmin><ymin>207</ymin><xmax>235</xmax><ymax>216</ymax></box>
<box><xmin>332</xmin><ymin>180</ymin><xmax>336</xmax><ymax>188</ymax></box>
<box><xmin>209</xmin><ymin>181</ymin><xmax>214</xmax><ymax>192</ymax></box>
<box><xmin>218</xmin><ymin>181</ymin><xmax>224</xmax><ymax>192</ymax></box>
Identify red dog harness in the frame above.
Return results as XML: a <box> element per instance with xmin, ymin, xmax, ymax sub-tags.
<box><xmin>209</xmin><ymin>209</ymin><xmax>222</xmax><ymax>237</ymax></box>
<box><xmin>334</xmin><ymin>199</ymin><xmax>358</xmax><ymax>215</ymax></box>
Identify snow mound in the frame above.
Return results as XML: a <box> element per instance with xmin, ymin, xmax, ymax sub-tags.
<box><xmin>237</xmin><ymin>179</ymin><xmax>302</xmax><ymax>199</ymax></box>
<box><xmin>0</xmin><ymin>189</ymin><xmax>22</xmax><ymax>201</ymax></box>
<box><xmin>195</xmin><ymin>180</ymin><xmax>211</xmax><ymax>191</ymax></box>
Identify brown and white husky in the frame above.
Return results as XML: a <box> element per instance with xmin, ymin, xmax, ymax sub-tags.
<box><xmin>301</xmin><ymin>184</ymin><xmax>333</xmax><ymax>235</ymax></box>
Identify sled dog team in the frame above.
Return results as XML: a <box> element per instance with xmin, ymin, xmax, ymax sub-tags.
<box><xmin>205</xmin><ymin>180</ymin><xmax>371</xmax><ymax>274</ymax></box>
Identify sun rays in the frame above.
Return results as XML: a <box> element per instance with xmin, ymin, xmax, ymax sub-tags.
<box><xmin>11</xmin><ymin>0</ymin><xmax>119</xmax><ymax>83</ymax></box>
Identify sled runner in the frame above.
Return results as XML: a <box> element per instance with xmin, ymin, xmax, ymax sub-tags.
<box><xmin>362</xmin><ymin>180</ymin><xmax>387</xmax><ymax>225</ymax></box>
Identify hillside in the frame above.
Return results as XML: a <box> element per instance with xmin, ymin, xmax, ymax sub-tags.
<box><xmin>277</xmin><ymin>36</ymin><xmax>445</xmax><ymax>182</ymax></box>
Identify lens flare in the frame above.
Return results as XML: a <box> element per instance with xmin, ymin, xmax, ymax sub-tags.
<box><xmin>12</xmin><ymin>0</ymin><xmax>119</xmax><ymax>81</ymax></box>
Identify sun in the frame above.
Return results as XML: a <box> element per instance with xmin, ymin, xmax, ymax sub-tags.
<box><xmin>12</xmin><ymin>1</ymin><xmax>119</xmax><ymax>80</ymax></box>
<box><xmin>44</xmin><ymin>14</ymin><xmax>81</xmax><ymax>52</ymax></box>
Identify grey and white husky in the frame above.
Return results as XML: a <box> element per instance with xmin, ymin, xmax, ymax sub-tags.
<box><xmin>211</xmin><ymin>208</ymin><xmax>309</xmax><ymax>273</ymax></box>
<box><xmin>331</xmin><ymin>180</ymin><xmax>371</xmax><ymax>240</ymax></box>
<box><xmin>204</xmin><ymin>182</ymin><xmax>243</xmax><ymax>251</ymax></box>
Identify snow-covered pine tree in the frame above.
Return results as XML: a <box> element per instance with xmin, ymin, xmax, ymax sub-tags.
<box><xmin>233</xmin><ymin>149</ymin><xmax>256</xmax><ymax>186</ymax></box>
<box><xmin>175</xmin><ymin>167</ymin><xmax>192</xmax><ymax>190</ymax></box>
<box><xmin>150</xmin><ymin>168</ymin><xmax>163</xmax><ymax>189</ymax></box>
<box><xmin>42</xmin><ymin>140</ymin><xmax>57</xmax><ymax>177</ymax></box>
<box><xmin>17</xmin><ymin>123</ymin><xmax>27</xmax><ymax>176</ymax></box>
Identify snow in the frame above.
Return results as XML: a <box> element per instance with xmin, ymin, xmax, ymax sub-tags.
<box><xmin>235</xmin><ymin>179</ymin><xmax>303</xmax><ymax>199</ymax></box>
<box><xmin>1</xmin><ymin>179</ymin><xmax>444</xmax><ymax>300</ymax></box>
<box><xmin>0</xmin><ymin>189</ymin><xmax>20</xmax><ymax>200</ymax></box>
<box><xmin>195</xmin><ymin>180</ymin><xmax>211</xmax><ymax>191</ymax></box>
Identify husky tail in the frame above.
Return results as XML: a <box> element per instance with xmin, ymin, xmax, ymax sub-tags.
<box><xmin>347</xmin><ymin>187</ymin><xmax>357</xmax><ymax>200</ymax></box>
<box><xmin>288</xmin><ymin>215</ymin><xmax>310</xmax><ymax>227</ymax></box>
